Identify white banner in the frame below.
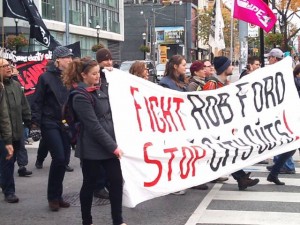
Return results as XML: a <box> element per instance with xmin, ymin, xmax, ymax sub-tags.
<box><xmin>106</xmin><ymin>57</ymin><xmax>300</xmax><ymax>208</ymax></box>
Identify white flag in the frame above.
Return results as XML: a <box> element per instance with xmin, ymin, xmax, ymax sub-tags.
<box><xmin>209</xmin><ymin>0</ymin><xmax>225</xmax><ymax>51</ymax></box>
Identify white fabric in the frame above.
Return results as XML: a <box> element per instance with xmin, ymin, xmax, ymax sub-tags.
<box><xmin>106</xmin><ymin>57</ymin><xmax>300</xmax><ymax>208</ymax></box>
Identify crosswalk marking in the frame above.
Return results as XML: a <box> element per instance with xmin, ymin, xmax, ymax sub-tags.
<box><xmin>185</xmin><ymin>160</ymin><xmax>300</xmax><ymax>225</ymax></box>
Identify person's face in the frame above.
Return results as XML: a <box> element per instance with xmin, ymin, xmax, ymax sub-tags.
<box><xmin>0</xmin><ymin>59</ymin><xmax>12</xmax><ymax>78</ymax></box>
<box><xmin>250</xmin><ymin>60</ymin><xmax>260</xmax><ymax>72</ymax></box>
<box><xmin>174</xmin><ymin>59</ymin><xmax>187</xmax><ymax>76</ymax></box>
<box><xmin>56</xmin><ymin>56</ymin><xmax>73</xmax><ymax>70</ymax></box>
<box><xmin>82</xmin><ymin>65</ymin><xmax>100</xmax><ymax>86</ymax></box>
<box><xmin>99</xmin><ymin>59</ymin><xmax>113</xmax><ymax>68</ymax></box>
<box><xmin>194</xmin><ymin>68</ymin><xmax>206</xmax><ymax>79</ymax></box>
<box><xmin>225</xmin><ymin>65</ymin><xmax>234</xmax><ymax>76</ymax></box>
<box><xmin>203</xmin><ymin>61</ymin><xmax>213</xmax><ymax>76</ymax></box>
<box><xmin>142</xmin><ymin>64</ymin><xmax>149</xmax><ymax>80</ymax></box>
<box><xmin>268</xmin><ymin>56</ymin><xmax>277</xmax><ymax>65</ymax></box>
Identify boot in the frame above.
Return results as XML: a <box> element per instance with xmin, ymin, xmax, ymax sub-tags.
<box><xmin>267</xmin><ymin>174</ymin><xmax>285</xmax><ymax>185</ymax></box>
<box><xmin>237</xmin><ymin>173</ymin><xmax>259</xmax><ymax>190</ymax></box>
<box><xmin>18</xmin><ymin>166</ymin><xmax>33</xmax><ymax>177</ymax></box>
<box><xmin>48</xmin><ymin>200</ymin><xmax>60</xmax><ymax>211</ymax></box>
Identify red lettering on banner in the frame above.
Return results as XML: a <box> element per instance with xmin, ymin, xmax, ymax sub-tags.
<box><xmin>144</xmin><ymin>142</ymin><xmax>163</xmax><ymax>187</ymax></box>
<box><xmin>144</xmin><ymin>143</ymin><xmax>207</xmax><ymax>187</ymax></box>
<box><xmin>131</xmin><ymin>86</ymin><xmax>186</xmax><ymax>133</ymax></box>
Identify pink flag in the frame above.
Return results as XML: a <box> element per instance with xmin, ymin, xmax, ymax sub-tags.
<box><xmin>233</xmin><ymin>0</ymin><xmax>277</xmax><ymax>33</ymax></box>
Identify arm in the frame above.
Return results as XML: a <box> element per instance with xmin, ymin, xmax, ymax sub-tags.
<box><xmin>73</xmin><ymin>93</ymin><xmax>118</xmax><ymax>154</ymax></box>
<box><xmin>202</xmin><ymin>80</ymin><xmax>217</xmax><ymax>91</ymax></box>
<box><xmin>0</xmin><ymin>88</ymin><xmax>12</xmax><ymax>145</ymax></box>
<box><xmin>31</xmin><ymin>76</ymin><xmax>46</xmax><ymax>127</ymax></box>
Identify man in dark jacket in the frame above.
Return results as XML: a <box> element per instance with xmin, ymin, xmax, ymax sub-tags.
<box><xmin>0</xmin><ymin>58</ymin><xmax>31</xmax><ymax>203</ymax></box>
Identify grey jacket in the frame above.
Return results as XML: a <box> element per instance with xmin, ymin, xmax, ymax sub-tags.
<box><xmin>72</xmin><ymin>84</ymin><xmax>118</xmax><ymax>160</ymax></box>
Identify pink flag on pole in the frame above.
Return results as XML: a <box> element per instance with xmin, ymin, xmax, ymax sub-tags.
<box><xmin>233</xmin><ymin>0</ymin><xmax>277</xmax><ymax>33</ymax></box>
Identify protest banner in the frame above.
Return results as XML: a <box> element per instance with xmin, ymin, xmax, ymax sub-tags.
<box><xmin>106</xmin><ymin>57</ymin><xmax>300</xmax><ymax>208</ymax></box>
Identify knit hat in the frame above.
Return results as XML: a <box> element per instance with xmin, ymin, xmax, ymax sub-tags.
<box><xmin>52</xmin><ymin>46</ymin><xmax>73</xmax><ymax>61</ymax></box>
<box><xmin>190</xmin><ymin>60</ymin><xmax>204</xmax><ymax>76</ymax></box>
<box><xmin>213</xmin><ymin>56</ymin><xmax>231</xmax><ymax>75</ymax></box>
<box><xmin>264</xmin><ymin>48</ymin><xmax>283</xmax><ymax>59</ymax></box>
<box><xmin>96</xmin><ymin>48</ymin><xmax>112</xmax><ymax>63</ymax></box>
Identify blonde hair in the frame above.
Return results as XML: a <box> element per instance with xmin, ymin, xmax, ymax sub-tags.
<box><xmin>62</xmin><ymin>57</ymin><xmax>98</xmax><ymax>89</ymax></box>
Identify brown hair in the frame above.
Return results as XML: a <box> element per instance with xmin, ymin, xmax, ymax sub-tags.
<box><xmin>293</xmin><ymin>64</ymin><xmax>300</xmax><ymax>77</ymax></box>
<box><xmin>129</xmin><ymin>61</ymin><xmax>147</xmax><ymax>78</ymax></box>
<box><xmin>62</xmin><ymin>57</ymin><xmax>98</xmax><ymax>89</ymax></box>
<box><xmin>164</xmin><ymin>55</ymin><xmax>188</xmax><ymax>88</ymax></box>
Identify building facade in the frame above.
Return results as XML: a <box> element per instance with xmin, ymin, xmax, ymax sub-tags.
<box><xmin>122</xmin><ymin>0</ymin><xmax>199</xmax><ymax>63</ymax></box>
<box><xmin>0</xmin><ymin>0</ymin><xmax>124</xmax><ymax>61</ymax></box>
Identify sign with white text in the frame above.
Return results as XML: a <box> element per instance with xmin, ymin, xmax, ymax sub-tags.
<box><xmin>106</xmin><ymin>57</ymin><xmax>300</xmax><ymax>207</ymax></box>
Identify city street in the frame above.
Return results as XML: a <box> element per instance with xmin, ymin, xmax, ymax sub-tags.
<box><xmin>0</xmin><ymin>141</ymin><xmax>299</xmax><ymax>225</ymax></box>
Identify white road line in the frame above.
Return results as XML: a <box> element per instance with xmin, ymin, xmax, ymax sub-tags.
<box><xmin>197</xmin><ymin>210</ymin><xmax>300</xmax><ymax>225</ymax></box>
<box><xmin>214</xmin><ymin>191</ymin><xmax>300</xmax><ymax>202</ymax></box>
<box><xmin>184</xmin><ymin>183</ymin><xmax>222</xmax><ymax>225</ymax></box>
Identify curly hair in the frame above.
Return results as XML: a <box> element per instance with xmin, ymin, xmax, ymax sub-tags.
<box><xmin>164</xmin><ymin>55</ymin><xmax>188</xmax><ymax>88</ymax></box>
<box><xmin>62</xmin><ymin>57</ymin><xmax>98</xmax><ymax>89</ymax></box>
<box><xmin>129</xmin><ymin>61</ymin><xmax>147</xmax><ymax>78</ymax></box>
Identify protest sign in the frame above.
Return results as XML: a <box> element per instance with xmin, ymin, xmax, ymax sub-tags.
<box><xmin>106</xmin><ymin>57</ymin><xmax>300</xmax><ymax>207</ymax></box>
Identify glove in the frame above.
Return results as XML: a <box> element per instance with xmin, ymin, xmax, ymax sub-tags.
<box><xmin>29</xmin><ymin>128</ymin><xmax>41</xmax><ymax>142</ymax></box>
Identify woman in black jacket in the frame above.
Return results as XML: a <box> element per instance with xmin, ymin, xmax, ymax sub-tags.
<box><xmin>31</xmin><ymin>46</ymin><xmax>73</xmax><ymax>211</ymax></box>
<box><xmin>62</xmin><ymin>57</ymin><xmax>126</xmax><ymax>225</ymax></box>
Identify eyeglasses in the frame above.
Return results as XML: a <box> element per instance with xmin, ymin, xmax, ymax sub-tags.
<box><xmin>0</xmin><ymin>64</ymin><xmax>10</xmax><ymax>68</ymax></box>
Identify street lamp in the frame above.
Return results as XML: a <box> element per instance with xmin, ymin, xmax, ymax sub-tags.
<box><xmin>95</xmin><ymin>24</ymin><xmax>101</xmax><ymax>44</ymax></box>
<box><xmin>142</xmin><ymin>32</ymin><xmax>146</xmax><ymax>60</ymax></box>
<box><xmin>14</xmin><ymin>18</ymin><xmax>19</xmax><ymax>36</ymax></box>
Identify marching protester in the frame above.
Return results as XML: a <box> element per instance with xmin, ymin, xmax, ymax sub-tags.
<box><xmin>0</xmin><ymin>63</ymin><xmax>14</xmax><ymax>202</ymax></box>
<box><xmin>203</xmin><ymin>56</ymin><xmax>260</xmax><ymax>190</ymax></box>
<box><xmin>265</xmin><ymin>48</ymin><xmax>297</xmax><ymax>185</ymax></box>
<box><xmin>187</xmin><ymin>60</ymin><xmax>206</xmax><ymax>91</ymax></box>
<box><xmin>129</xmin><ymin>60</ymin><xmax>149</xmax><ymax>80</ymax></box>
<box><xmin>0</xmin><ymin>58</ymin><xmax>31</xmax><ymax>203</ymax></box>
<box><xmin>239</xmin><ymin>56</ymin><xmax>261</xmax><ymax>79</ymax></box>
<box><xmin>294</xmin><ymin>64</ymin><xmax>300</xmax><ymax>97</ymax></box>
<box><xmin>159</xmin><ymin>54</ymin><xmax>189</xmax><ymax>195</ymax></box>
<box><xmin>62</xmin><ymin>56</ymin><xmax>126</xmax><ymax>225</ymax></box>
<box><xmin>31</xmin><ymin>46</ymin><xmax>73</xmax><ymax>211</ymax></box>
<box><xmin>203</xmin><ymin>59</ymin><xmax>215</xmax><ymax>80</ymax></box>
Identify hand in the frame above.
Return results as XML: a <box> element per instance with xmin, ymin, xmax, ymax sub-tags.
<box><xmin>5</xmin><ymin>145</ymin><xmax>14</xmax><ymax>160</ymax></box>
<box><xmin>114</xmin><ymin>147</ymin><xmax>123</xmax><ymax>159</ymax></box>
<box><xmin>29</xmin><ymin>128</ymin><xmax>41</xmax><ymax>142</ymax></box>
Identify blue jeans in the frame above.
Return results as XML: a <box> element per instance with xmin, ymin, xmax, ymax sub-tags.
<box><xmin>16</xmin><ymin>128</ymin><xmax>29</xmax><ymax>167</ymax></box>
<box><xmin>36</xmin><ymin>138</ymin><xmax>49</xmax><ymax>163</ymax></box>
<box><xmin>41</xmin><ymin>127</ymin><xmax>71</xmax><ymax>201</ymax></box>
<box><xmin>270</xmin><ymin>150</ymin><xmax>296</xmax><ymax>176</ymax></box>
<box><xmin>0</xmin><ymin>141</ymin><xmax>20</xmax><ymax>196</ymax></box>
<box><xmin>273</xmin><ymin>155</ymin><xmax>295</xmax><ymax>171</ymax></box>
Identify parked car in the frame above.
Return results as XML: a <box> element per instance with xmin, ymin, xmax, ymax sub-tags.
<box><xmin>156</xmin><ymin>62</ymin><xmax>192</xmax><ymax>81</ymax></box>
<box><xmin>120</xmin><ymin>60</ymin><xmax>157</xmax><ymax>82</ymax></box>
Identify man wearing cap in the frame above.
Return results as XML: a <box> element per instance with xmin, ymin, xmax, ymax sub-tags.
<box><xmin>31</xmin><ymin>46</ymin><xmax>73</xmax><ymax>211</ymax></box>
<box><xmin>264</xmin><ymin>48</ymin><xmax>283</xmax><ymax>65</ymax></box>
<box><xmin>264</xmin><ymin>48</ymin><xmax>297</xmax><ymax>185</ymax></box>
<box><xmin>203</xmin><ymin>56</ymin><xmax>260</xmax><ymax>190</ymax></box>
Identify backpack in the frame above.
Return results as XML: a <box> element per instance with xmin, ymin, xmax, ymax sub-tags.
<box><xmin>62</xmin><ymin>87</ymin><xmax>95</xmax><ymax>145</ymax></box>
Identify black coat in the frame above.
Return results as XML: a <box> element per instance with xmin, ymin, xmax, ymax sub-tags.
<box><xmin>72</xmin><ymin>83</ymin><xmax>117</xmax><ymax>160</ymax></box>
<box><xmin>31</xmin><ymin>63</ymin><xmax>68</xmax><ymax>128</ymax></box>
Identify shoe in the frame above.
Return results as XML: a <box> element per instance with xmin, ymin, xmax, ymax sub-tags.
<box><xmin>18</xmin><ymin>167</ymin><xmax>32</xmax><ymax>177</ymax></box>
<box><xmin>279</xmin><ymin>168</ymin><xmax>296</xmax><ymax>174</ymax></box>
<box><xmin>93</xmin><ymin>188</ymin><xmax>109</xmax><ymax>199</ymax></box>
<box><xmin>267</xmin><ymin>174</ymin><xmax>285</xmax><ymax>185</ymax></box>
<box><xmin>48</xmin><ymin>200</ymin><xmax>60</xmax><ymax>211</ymax></box>
<box><xmin>210</xmin><ymin>177</ymin><xmax>229</xmax><ymax>183</ymax></box>
<box><xmin>258</xmin><ymin>160</ymin><xmax>269</xmax><ymax>164</ymax></box>
<box><xmin>65</xmin><ymin>165</ymin><xmax>74</xmax><ymax>172</ymax></box>
<box><xmin>192</xmin><ymin>184</ymin><xmax>209</xmax><ymax>190</ymax></box>
<box><xmin>35</xmin><ymin>160</ymin><xmax>43</xmax><ymax>169</ymax></box>
<box><xmin>59</xmin><ymin>199</ymin><xmax>70</xmax><ymax>208</ymax></box>
<box><xmin>237</xmin><ymin>173</ymin><xmax>259</xmax><ymax>190</ymax></box>
<box><xmin>5</xmin><ymin>194</ymin><xmax>19</xmax><ymax>203</ymax></box>
<box><xmin>266</xmin><ymin>165</ymin><xmax>273</xmax><ymax>171</ymax></box>
<box><xmin>171</xmin><ymin>190</ymin><xmax>186</xmax><ymax>195</ymax></box>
